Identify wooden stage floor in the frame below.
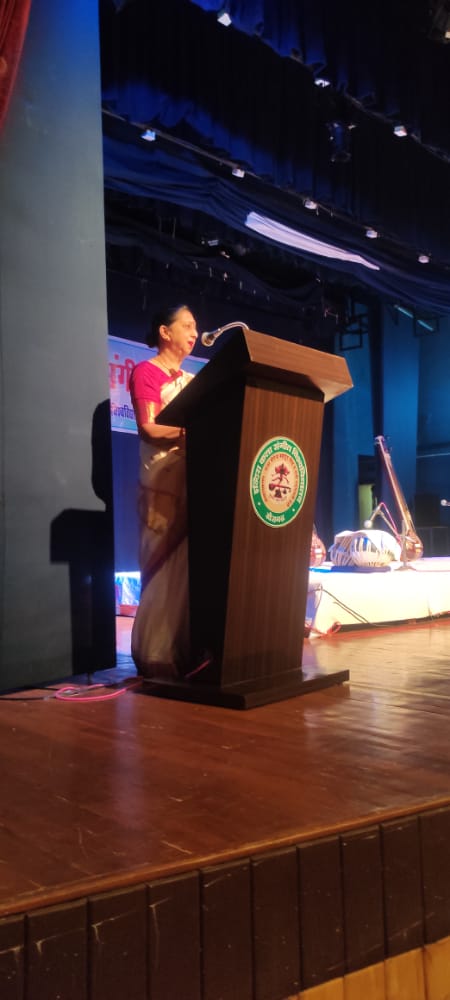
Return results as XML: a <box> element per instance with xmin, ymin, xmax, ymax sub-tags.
<box><xmin>2</xmin><ymin>616</ymin><xmax>450</xmax><ymax>998</ymax></box>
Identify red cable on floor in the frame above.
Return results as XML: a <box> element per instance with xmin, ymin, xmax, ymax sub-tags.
<box><xmin>55</xmin><ymin>681</ymin><xmax>142</xmax><ymax>702</ymax></box>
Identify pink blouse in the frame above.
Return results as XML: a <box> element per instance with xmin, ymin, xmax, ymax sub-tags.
<box><xmin>129</xmin><ymin>360</ymin><xmax>182</xmax><ymax>429</ymax></box>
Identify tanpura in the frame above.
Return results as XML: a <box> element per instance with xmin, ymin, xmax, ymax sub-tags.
<box><xmin>310</xmin><ymin>524</ymin><xmax>327</xmax><ymax>567</ymax></box>
<box><xmin>374</xmin><ymin>435</ymin><xmax>423</xmax><ymax>561</ymax></box>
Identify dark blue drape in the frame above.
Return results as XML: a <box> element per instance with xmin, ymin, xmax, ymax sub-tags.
<box><xmin>103</xmin><ymin>134</ymin><xmax>450</xmax><ymax>314</ymax></box>
<box><xmin>101</xmin><ymin>0</ymin><xmax>450</xmax><ymax>312</ymax></box>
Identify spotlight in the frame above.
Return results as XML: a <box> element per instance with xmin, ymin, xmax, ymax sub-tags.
<box><xmin>141</xmin><ymin>128</ymin><xmax>156</xmax><ymax>142</ymax></box>
<box><xmin>201</xmin><ymin>235</ymin><xmax>220</xmax><ymax>247</ymax></box>
<box><xmin>232</xmin><ymin>166</ymin><xmax>245</xmax><ymax>178</ymax></box>
<box><xmin>394</xmin><ymin>303</ymin><xmax>435</xmax><ymax>331</ymax></box>
<box><xmin>217</xmin><ymin>8</ymin><xmax>232</xmax><ymax>26</ymax></box>
<box><xmin>304</xmin><ymin>198</ymin><xmax>318</xmax><ymax>210</ymax></box>
<box><xmin>418</xmin><ymin>253</ymin><xmax>430</xmax><ymax>263</ymax></box>
<box><xmin>365</xmin><ymin>228</ymin><xmax>378</xmax><ymax>239</ymax></box>
<box><xmin>315</xmin><ymin>77</ymin><xmax>331</xmax><ymax>88</ymax></box>
<box><xmin>393</xmin><ymin>124</ymin><xmax>407</xmax><ymax>137</ymax></box>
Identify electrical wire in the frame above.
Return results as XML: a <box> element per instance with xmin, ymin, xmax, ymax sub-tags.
<box><xmin>0</xmin><ymin>679</ymin><xmax>142</xmax><ymax>703</ymax></box>
<box><xmin>55</xmin><ymin>680</ymin><xmax>141</xmax><ymax>702</ymax></box>
<box><xmin>313</xmin><ymin>583</ymin><xmax>372</xmax><ymax>625</ymax></box>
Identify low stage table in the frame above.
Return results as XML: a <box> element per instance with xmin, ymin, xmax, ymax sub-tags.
<box><xmin>307</xmin><ymin>556</ymin><xmax>450</xmax><ymax>635</ymax></box>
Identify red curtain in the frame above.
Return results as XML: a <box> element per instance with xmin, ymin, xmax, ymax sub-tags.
<box><xmin>0</xmin><ymin>0</ymin><xmax>32</xmax><ymax>132</ymax></box>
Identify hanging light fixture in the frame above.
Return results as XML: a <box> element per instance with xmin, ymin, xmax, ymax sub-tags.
<box><xmin>217</xmin><ymin>7</ymin><xmax>232</xmax><ymax>26</ymax></box>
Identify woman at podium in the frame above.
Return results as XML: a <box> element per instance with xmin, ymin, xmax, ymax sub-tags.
<box><xmin>129</xmin><ymin>305</ymin><xmax>198</xmax><ymax>678</ymax></box>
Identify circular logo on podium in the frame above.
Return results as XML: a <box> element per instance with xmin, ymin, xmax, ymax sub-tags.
<box><xmin>250</xmin><ymin>437</ymin><xmax>308</xmax><ymax>527</ymax></box>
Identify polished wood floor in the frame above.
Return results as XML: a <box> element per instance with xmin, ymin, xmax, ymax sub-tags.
<box><xmin>1</xmin><ymin>616</ymin><xmax>450</xmax><ymax>919</ymax></box>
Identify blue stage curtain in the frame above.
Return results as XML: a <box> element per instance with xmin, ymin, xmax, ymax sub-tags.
<box><xmin>101</xmin><ymin>0</ymin><xmax>450</xmax><ymax>313</ymax></box>
<box><xmin>105</xmin><ymin>0</ymin><xmax>450</xmax><ymax>164</ymax></box>
<box><xmin>188</xmin><ymin>0</ymin><xmax>449</xmax><ymax>151</ymax></box>
<box><xmin>103</xmin><ymin>133</ymin><xmax>450</xmax><ymax>315</ymax></box>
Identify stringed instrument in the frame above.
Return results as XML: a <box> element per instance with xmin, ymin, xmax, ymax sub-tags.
<box><xmin>375</xmin><ymin>435</ymin><xmax>423</xmax><ymax>561</ymax></box>
<box><xmin>310</xmin><ymin>524</ymin><xmax>326</xmax><ymax>567</ymax></box>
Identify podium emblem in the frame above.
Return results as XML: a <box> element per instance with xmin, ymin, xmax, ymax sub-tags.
<box><xmin>250</xmin><ymin>437</ymin><xmax>308</xmax><ymax>527</ymax></box>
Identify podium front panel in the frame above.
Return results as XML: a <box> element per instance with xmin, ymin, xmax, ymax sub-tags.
<box><xmin>222</xmin><ymin>379</ymin><xmax>324</xmax><ymax>685</ymax></box>
<box><xmin>186</xmin><ymin>375</ymin><xmax>324</xmax><ymax>688</ymax></box>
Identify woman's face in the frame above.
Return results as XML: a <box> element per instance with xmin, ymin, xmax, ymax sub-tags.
<box><xmin>161</xmin><ymin>308</ymin><xmax>198</xmax><ymax>357</ymax></box>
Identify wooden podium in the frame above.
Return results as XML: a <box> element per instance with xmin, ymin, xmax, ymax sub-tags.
<box><xmin>147</xmin><ymin>328</ymin><xmax>353</xmax><ymax>708</ymax></box>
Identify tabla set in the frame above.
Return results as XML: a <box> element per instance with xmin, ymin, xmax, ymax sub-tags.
<box><xmin>328</xmin><ymin>528</ymin><xmax>402</xmax><ymax>568</ymax></box>
<box><xmin>311</xmin><ymin>435</ymin><xmax>424</xmax><ymax>569</ymax></box>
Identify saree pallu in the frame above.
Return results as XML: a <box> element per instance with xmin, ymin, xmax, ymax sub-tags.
<box><xmin>131</xmin><ymin>373</ymin><xmax>192</xmax><ymax>678</ymax></box>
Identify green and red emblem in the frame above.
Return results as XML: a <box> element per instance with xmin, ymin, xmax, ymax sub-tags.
<box><xmin>250</xmin><ymin>436</ymin><xmax>308</xmax><ymax>527</ymax></box>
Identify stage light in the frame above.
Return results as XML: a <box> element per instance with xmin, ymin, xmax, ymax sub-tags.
<box><xmin>141</xmin><ymin>128</ymin><xmax>156</xmax><ymax>142</ymax></box>
<box><xmin>365</xmin><ymin>228</ymin><xmax>378</xmax><ymax>239</ymax></box>
<box><xmin>304</xmin><ymin>198</ymin><xmax>318</xmax><ymax>210</ymax></box>
<box><xmin>217</xmin><ymin>8</ymin><xmax>232</xmax><ymax>25</ymax></box>
<box><xmin>393</xmin><ymin>303</ymin><xmax>435</xmax><ymax>330</ymax></box>
<box><xmin>418</xmin><ymin>253</ymin><xmax>430</xmax><ymax>263</ymax></box>
<box><xmin>393</xmin><ymin>124</ymin><xmax>407</xmax><ymax>137</ymax></box>
<box><xmin>232</xmin><ymin>166</ymin><xmax>245</xmax><ymax>178</ymax></box>
<box><xmin>315</xmin><ymin>77</ymin><xmax>331</xmax><ymax>88</ymax></box>
<box><xmin>395</xmin><ymin>305</ymin><xmax>414</xmax><ymax>320</ymax></box>
<box><xmin>245</xmin><ymin>211</ymin><xmax>380</xmax><ymax>271</ymax></box>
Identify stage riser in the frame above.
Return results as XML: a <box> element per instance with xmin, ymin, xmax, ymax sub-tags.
<box><xmin>308</xmin><ymin>557</ymin><xmax>450</xmax><ymax>635</ymax></box>
<box><xmin>1</xmin><ymin>807</ymin><xmax>450</xmax><ymax>1000</ymax></box>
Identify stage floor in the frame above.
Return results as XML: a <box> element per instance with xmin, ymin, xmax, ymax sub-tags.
<box><xmin>1</xmin><ymin>616</ymin><xmax>450</xmax><ymax>919</ymax></box>
<box><xmin>2</xmin><ymin>617</ymin><xmax>450</xmax><ymax>999</ymax></box>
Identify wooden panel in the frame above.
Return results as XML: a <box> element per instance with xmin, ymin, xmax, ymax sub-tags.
<box><xmin>223</xmin><ymin>384</ymin><xmax>324</xmax><ymax>682</ymax></box>
<box><xmin>384</xmin><ymin>949</ymin><xmax>426</xmax><ymax>1000</ymax></box>
<box><xmin>381</xmin><ymin>817</ymin><xmax>424</xmax><ymax>955</ymax></box>
<box><xmin>420</xmin><ymin>807</ymin><xmax>450</xmax><ymax>943</ymax></box>
<box><xmin>298</xmin><ymin>836</ymin><xmax>345</xmax><ymax>988</ymax></box>
<box><xmin>88</xmin><ymin>886</ymin><xmax>147</xmax><ymax>1000</ymax></box>
<box><xmin>148</xmin><ymin>872</ymin><xmax>201</xmax><ymax>1000</ymax></box>
<box><xmin>186</xmin><ymin>376</ymin><xmax>245</xmax><ymax>666</ymax></box>
<box><xmin>340</xmin><ymin>827</ymin><xmax>384</xmax><ymax>974</ymax></box>
<box><xmin>201</xmin><ymin>860</ymin><xmax>252</xmax><ymax>1000</ymax></box>
<box><xmin>26</xmin><ymin>900</ymin><xmax>86</xmax><ymax>1000</ymax></box>
<box><xmin>0</xmin><ymin>915</ymin><xmax>24</xmax><ymax>1000</ymax></box>
<box><xmin>251</xmin><ymin>847</ymin><xmax>300</xmax><ymax>1000</ymax></box>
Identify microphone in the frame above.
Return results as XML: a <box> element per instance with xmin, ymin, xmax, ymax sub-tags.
<box><xmin>201</xmin><ymin>321</ymin><xmax>249</xmax><ymax>347</ymax></box>
<box><xmin>201</xmin><ymin>328</ymin><xmax>222</xmax><ymax>346</ymax></box>
<box><xmin>363</xmin><ymin>503</ymin><xmax>383</xmax><ymax>528</ymax></box>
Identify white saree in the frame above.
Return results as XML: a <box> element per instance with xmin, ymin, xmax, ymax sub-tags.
<box><xmin>131</xmin><ymin>371</ymin><xmax>193</xmax><ymax>678</ymax></box>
